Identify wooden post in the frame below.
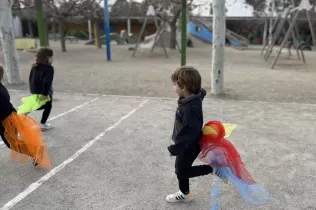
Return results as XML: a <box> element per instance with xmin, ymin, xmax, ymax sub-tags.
<box><xmin>271</xmin><ymin>10</ymin><xmax>299</xmax><ymax>69</ymax></box>
<box><xmin>264</xmin><ymin>9</ymin><xmax>290</xmax><ymax>61</ymax></box>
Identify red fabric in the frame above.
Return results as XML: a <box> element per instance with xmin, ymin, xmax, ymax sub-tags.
<box><xmin>198</xmin><ymin>121</ymin><xmax>256</xmax><ymax>184</ymax></box>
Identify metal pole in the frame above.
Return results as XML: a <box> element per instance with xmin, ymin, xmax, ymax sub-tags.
<box><xmin>88</xmin><ymin>20</ymin><xmax>92</xmax><ymax>41</ymax></box>
<box><xmin>35</xmin><ymin>0</ymin><xmax>46</xmax><ymax>47</ymax></box>
<box><xmin>104</xmin><ymin>0</ymin><xmax>111</xmax><ymax>61</ymax></box>
<box><xmin>181</xmin><ymin>0</ymin><xmax>187</xmax><ymax>66</ymax></box>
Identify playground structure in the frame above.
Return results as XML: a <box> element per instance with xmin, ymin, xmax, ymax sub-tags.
<box><xmin>84</xmin><ymin>30</ymin><xmax>136</xmax><ymax>46</ymax></box>
<box><xmin>187</xmin><ymin>19</ymin><xmax>248</xmax><ymax>49</ymax></box>
<box><xmin>261</xmin><ymin>0</ymin><xmax>315</xmax><ymax>69</ymax></box>
<box><xmin>131</xmin><ymin>5</ymin><xmax>249</xmax><ymax>58</ymax></box>
<box><xmin>132</xmin><ymin>5</ymin><xmax>180</xmax><ymax>58</ymax></box>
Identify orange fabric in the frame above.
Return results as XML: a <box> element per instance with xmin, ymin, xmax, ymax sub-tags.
<box><xmin>2</xmin><ymin>113</ymin><xmax>52</xmax><ymax>170</ymax></box>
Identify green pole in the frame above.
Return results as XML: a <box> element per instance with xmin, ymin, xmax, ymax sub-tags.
<box><xmin>181</xmin><ymin>0</ymin><xmax>187</xmax><ymax>66</ymax></box>
<box><xmin>35</xmin><ymin>0</ymin><xmax>46</xmax><ymax>47</ymax></box>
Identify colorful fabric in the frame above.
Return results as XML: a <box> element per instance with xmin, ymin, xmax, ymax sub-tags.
<box><xmin>2</xmin><ymin>112</ymin><xmax>52</xmax><ymax>170</ymax></box>
<box><xmin>17</xmin><ymin>95</ymin><xmax>50</xmax><ymax>115</ymax></box>
<box><xmin>198</xmin><ymin>121</ymin><xmax>256</xmax><ymax>185</ymax></box>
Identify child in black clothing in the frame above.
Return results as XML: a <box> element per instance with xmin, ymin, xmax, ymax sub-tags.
<box><xmin>0</xmin><ymin>65</ymin><xmax>52</xmax><ymax>169</ymax></box>
<box><xmin>166</xmin><ymin>66</ymin><xmax>226</xmax><ymax>203</ymax></box>
<box><xmin>0</xmin><ymin>65</ymin><xmax>16</xmax><ymax>148</ymax></box>
<box><xmin>29</xmin><ymin>47</ymin><xmax>55</xmax><ymax>131</ymax></box>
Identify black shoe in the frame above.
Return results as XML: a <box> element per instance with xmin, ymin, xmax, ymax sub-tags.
<box><xmin>32</xmin><ymin>158</ymin><xmax>38</xmax><ymax>167</ymax></box>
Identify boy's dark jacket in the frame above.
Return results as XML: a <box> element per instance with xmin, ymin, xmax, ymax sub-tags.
<box><xmin>168</xmin><ymin>88</ymin><xmax>206</xmax><ymax>156</ymax></box>
<box><xmin>0</xmin><ymin>83</ymin><xmax>16</xmax><ymax>135</ymax></box>
<box><xmin>29</xmin><ymin>63</ymin><xmax>54</xmax><ymax>96</ymax></box>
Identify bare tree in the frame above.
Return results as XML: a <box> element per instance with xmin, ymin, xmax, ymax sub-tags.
<box><xmin>79</xmin><ymin>0</ymin><xmax>104</xmax><ymax>48</ymax></box>
<box><xmin>43</xmin><ymin>0</ymin><xmax>92</xmax><ymax>52</ymax></box>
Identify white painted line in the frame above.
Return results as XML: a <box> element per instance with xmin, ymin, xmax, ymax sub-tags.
<box><xmin>47</xmin><ymin>97</ymin><xmax>99</xmax><ymax>122</ymax></box>
<box><xmin>0</xmin><ymin>99</ymin><xmax>149</xmax><ymax>210</ymax></box>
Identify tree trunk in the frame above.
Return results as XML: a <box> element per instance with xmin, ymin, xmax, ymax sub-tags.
<box><xmin>52</xmin><ymin>22</ymin><xmax>57</xmax><ymax>41</ymax></box>
<box><xmin>169</xmin><ymin>8</ymin><xmax>182</xmax><ymax>49</ymax></box>
<box><xmin>0</xmin><ymin>0</ymin><xmax>22</xmax><ymax>84</ymax></box>
<box><xmin>169</xmin><ymin>23</ymin><xmax>177</xmax><ymax>49</ymax></box>
<box><xmin>94</xmin><ymin>20</ymin><xmax>101</xmax><ymax>49</ymax></box>
<box><xmin>59</xmin><ymin>20</ymin><xmax>67</xmax><ymax>52</ymax></box>
<box><xmin>27</xmin><ymin>19</ymin><xmax>34</xmax><ymax>37</ymax></box>
<box><xmin>44</xmin><ymin>19</ymin><xmax>49</xmax><ymax>46</ymax></box>
<box><xmin>211</xmin><ymin>0</ymin><xmax>225</xmax><ymax>95</ymax></box>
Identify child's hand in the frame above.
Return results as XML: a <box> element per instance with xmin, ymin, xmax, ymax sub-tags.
<box><xmin>39</xmin><ymin>95</ymin><xmax>48</xmax><ymax>100</ymax></box>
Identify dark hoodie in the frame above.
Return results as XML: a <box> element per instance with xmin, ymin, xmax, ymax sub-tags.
<box><xmin>168</xmin><ymin>88</ymin><xmax>207</xmax><ymax>156</ymax></box>
<box><xmin>0</xmin><ymin>83</ymin><xmax>16</xmax><ymax>142</ymax></box>
<box><xmin>0</xmin><ymin>83</ymin><xmax>16</xmax><ymax>121</ymax></box>
<box><xmin>29</xmin><ymin>63</ymin><xmax>54</xmax><ymax>96</ymax></box>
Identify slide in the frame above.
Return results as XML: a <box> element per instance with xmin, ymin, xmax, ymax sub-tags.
<box><xmin>187</xmin><ymin>19</ymin><xmax>248</xmax><ymax>49</ymax></box>
<box><xmin>84</xmin><ymin>33</ymin><xmax>124</xmax><ymax>45</ymax></box>
<box><xmin>137</xmin><ymin>31</ymin><xmax>172</xmax><ymax>49</ymax></box>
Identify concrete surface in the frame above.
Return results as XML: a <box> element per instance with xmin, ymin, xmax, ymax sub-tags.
<box><xmin>0</xmin><ymin>90</ymin><xmax>315</xmax><ymax>210</ymax></box>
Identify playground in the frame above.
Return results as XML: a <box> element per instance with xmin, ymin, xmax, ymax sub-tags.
<box><xmin>1</xmin><ymin>0</ymin><xmax>316</xmax><ymax>208</ymax></box>
<box><xmin>3</xmin><ymin>40</ymin><xmax>316</xmax><ymax>104</ymax></box>
<box><xmin>0</xmin><ymin>41</ymin><xmax>316</xmax><ymax>209</ymax></box>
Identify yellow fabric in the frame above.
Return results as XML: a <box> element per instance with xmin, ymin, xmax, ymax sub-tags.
<box><xmin>17</xmin><ymin>95</ymin><xmax>50</xmax><ymax>115</ymax></box>
<box><xmin>223</xmin><ymin>123</ymin><xmax>238</xmax><ymax>138</ymax></box>
<box><xmin>202</xmin><ymin>123</ymin><xmax>238</xmax><ymax>138</ymax></box>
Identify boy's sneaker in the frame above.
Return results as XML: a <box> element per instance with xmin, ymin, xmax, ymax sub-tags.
<box><xmin>40</xmin><ymin>123</ymin><xmax>53</xmax><ymax>131</ymax></box>
<box><xmin>166</xmin><ymin>191</ymin><xmax>193</xmax><ymax>203</ymax></box>
<box><xmin>213</xmin><ymin>167</ymin><xmax>229</xmax><ymax>184</ymax></box>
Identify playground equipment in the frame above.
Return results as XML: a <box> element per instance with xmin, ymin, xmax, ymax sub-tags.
<box><xmin>187</xmin><ymin>19</ymin><xmax>248</xmax><ymax>49</ymax></box>
<box><xmin>132</xmin><ymin>5</ymin><xmax>180</xmax><ymax>58</ymax></box>
<box><xmin>261</xmin><ymin>0</ymin><xmax>315</xmax><ymax>69</ymax></box>
<box><xmin>84</xmin><ymin>30</ymin><xmax>136</xmax><ymax>46</ymax></box>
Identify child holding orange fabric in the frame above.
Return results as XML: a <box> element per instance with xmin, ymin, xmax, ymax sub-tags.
<box><xmin>0</xmin><ymin>65</ymin><xmax>52</xmax><ymax>170</ymax></box>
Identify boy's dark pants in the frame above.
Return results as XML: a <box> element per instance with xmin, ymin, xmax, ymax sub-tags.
<box><xmin>0</xmin><ymin>123</ymin><xmax>10</xmax><ymax>149</ymax></box>
<box><xmin>175</xmin><ymin>143</ymin><xmax>213</xmax><ymax>194</ymax></box>
<box><xmin>37</xmin><ymin>95</ymin><xmax>52</xmax><ymax>124</ymax></box>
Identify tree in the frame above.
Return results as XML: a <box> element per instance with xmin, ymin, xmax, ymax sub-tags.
<box><xmin>0</xmin><ymin>0</ymin><xmax>23</xmax><ymax>84</ymax></box>
<box><xmin>116</xmin><ymin>0</ymin><xmax>211</xmax><ymax>49</ymax></box>
<box><xmin>79</xmin><ymin>0</ymin><xmax>104</xmax><ymax>49</ymax></box>
<box><xmin>43</xmin><ymin>0</ymin><xmax>93</xmax><ymax>52</ymax></box>
<box><xmin>245</xmin><ymin>0</ymin><xmax>316</xmax><ymax>16</ymax></box>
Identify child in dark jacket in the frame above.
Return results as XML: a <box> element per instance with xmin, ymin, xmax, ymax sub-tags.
<box><xmin>166</xmin><ymin>66</ymin><xmax>226</xmax><ymax>203</ymax></box>
<box><xmin>0</xmin><ymin>65</ymin><xmax>16</xmax><ymax>148</ymax></box>
<box><xmin>0</xmin><ymin>65</ymin><xmax>52</xmax><ymax>169</ymax></box>
<box><xmin>29</xmin><ymin>47</ymin><xmax>54</xmax><ymax>131</ymax></box>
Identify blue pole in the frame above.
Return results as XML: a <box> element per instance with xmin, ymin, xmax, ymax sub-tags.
<box><xmin>104</xmin><ymin>0</ymin><xmax>111</xmax><ymax>61</ymax></box>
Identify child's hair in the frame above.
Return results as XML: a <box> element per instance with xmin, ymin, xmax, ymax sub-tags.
<box><xmin>0</xmin><ymin>64</ymin><xmax>4</xmax><ymax>81</ymax></box>
<box><xmin>171</xmin><ymin>66</ymin><xmax>201</xmax><ymax>94</ymax></box>
<box><xmin>33</xmin><ymin>47</ymin><xmax>54</xmax><ymax>67</ymax></box>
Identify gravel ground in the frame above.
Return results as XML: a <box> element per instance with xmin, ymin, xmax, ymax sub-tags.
<box><xmin>1</xmin><ymin>40</ymin><xmax>316</xmax><ymax>104</ymax></box>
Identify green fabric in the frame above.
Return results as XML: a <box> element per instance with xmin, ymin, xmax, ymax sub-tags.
<box><xmin>17</xmin><ymin>95</ymin><xmax>50</xmax><ymax>114</ymax></box>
